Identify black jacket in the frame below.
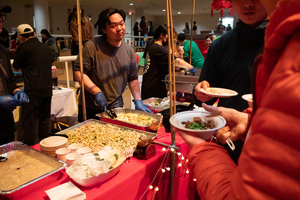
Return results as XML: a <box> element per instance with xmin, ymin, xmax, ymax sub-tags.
<box><xmin>193</xmin><ymin>20</ymin><xmax>267</xmax><ymax>112</ymax></box>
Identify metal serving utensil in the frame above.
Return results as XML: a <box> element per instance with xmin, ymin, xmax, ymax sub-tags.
<box><xmin>106</xmin><ymin>109</ymin><xmax>117</xmax><ymax>119</ymax></box>
<box><xmin>0</xmin><ymin>156</ymin><xmax>7</xmax><ymax>162</ymax></box>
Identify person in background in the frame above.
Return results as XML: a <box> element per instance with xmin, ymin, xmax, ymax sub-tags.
<box><xmin>176</xmin><ymin>0</ymin><xmax>300</xmax><ymax>199</ymax></box>
<box><xmin>141</xmin><ymin>25</ymin><xmax>169</xmax><ymax>100</ymax></box>
<box><xmin>193</xmin><ymin>0</ymin><xmax>268</xmax><ymax>163</ymax></box>
<box><xmin>74</xmin><ymin>8</ymin><xmax>152</xmax><ymax>122</ymax></box>
<box><xmin>202</xmin><ymin>35</ymin><xmax>213</xmax><ymax>59</ymax></box>
<box><xmin>70</xmin><ymin>5</ymin><xmax>93</xmax><ymax>89</ymax></box>
<box><xmin>226</xmin><ymin>24</ymin><xmax>232</xmax><ymax>31</ymax></box>
<box><xmin>13</xmin><ymin>24</ymin><xmax>53</xmax><ymax>146</ymax></box>
<box><xmin>192</xmin><ymin>21</ymin><xmax>197</xmax><ymax>34</ymax></box>
<box><xmin>0</xmin><ymin>5</ymin><xmax>29</xmax><ymax>145</ymax></box>
<box><xmin>133</xmin><ymin>21</ymin><xmax>139</xmax><ymax>44</ymax></box>
<box><xmin>177</xmin><ymin>33</ymin><xmax>204</xmax><ymax>69</ymax></box>
<box><xmin>0</xmin><ymin>26</ymin><xmax>9</xmax><ymax>48</ymax></box>
<box><xmin>66</xmin><ymin>8</ymin><xmax>73</xmax><ymax>32</ymax></box>
<box><xmin>139</xmin><ymin>16</ymin><xmax>147</xmax><ymax>36</ymax></box>
<box><xmin>183</xmin><ymin>22</ymin><xmax>190</xmax><ymax>35</ymax></box>
<box><xmin>148</xmin><ymin>21</ymin><xmax>154</xmax><ymax>36</ymax></box>
<box><xmin>41</xmin><ymin>29</ymin><xmax>59</xmax><ymax>60</ymax></box>
<box><xmin>9</xmin><ymin>32</ymin><xmax>18</xmax><ymax>59</ymax></box>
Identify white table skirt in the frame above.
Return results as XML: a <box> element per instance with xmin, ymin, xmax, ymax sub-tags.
<box><xmin>51</xmin><ymin>87</ymin><xmax>77</xmax><ymax>118</ymax></box>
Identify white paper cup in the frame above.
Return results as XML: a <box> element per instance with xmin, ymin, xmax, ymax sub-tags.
<box><xmin>77</xmin><ymin>147</ymin><xmax>91</xmax><ymax>155</ymax></box>
<box><xmin>68</xmin><ymin>143</ymin><xmax>82</xmax><ymax>153</ymax></box>
<box><xmin>65</xmin><ymin>153</ymin><xmax>80</xmax><ymax>167</ymax></box>
<box><xmin>55</xmin><ymin>148</ymin><xmax>71</xmax><ymax>162</ymax></box>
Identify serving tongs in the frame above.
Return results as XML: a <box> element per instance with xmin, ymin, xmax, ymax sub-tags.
<box><xmin>0</xmin><ymin>156</ymin><xmax>7</xmax><ymax>162</ymax></box>
<box><xmin>106</xmin><ymin>109</ymin><xmax>117</xmax><ymax>119</ymax></box>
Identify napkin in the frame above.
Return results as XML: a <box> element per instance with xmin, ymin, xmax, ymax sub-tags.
<box><xmin>45</xmin><ymin>181</ymin><xmax>86</xmax><ymax>200</ymax></box>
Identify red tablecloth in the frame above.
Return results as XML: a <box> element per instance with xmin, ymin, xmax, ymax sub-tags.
<box><xmin>3</xmin><ymin>133</ymin><xmax>194</xmax><ymax>200</ymax></box>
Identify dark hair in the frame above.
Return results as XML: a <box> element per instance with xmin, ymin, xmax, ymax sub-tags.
<box><xmin>11</xmin><ymin>32</ymin><xmax>17</xmax><ymax>40</ymax></box>
<box><xmin>98</xmin><ymin>7</ymin><xmax>126</xmax><ymax>31</ymax></box>
<box><xmin>177</xmin><ymin>33</ymin><xmax>186</xmax><ymax>42</ymax></box>
<box><xmin>205</xmin><ymin>35</ymin><xmax>213</xmax><ymax>41</ymax></box>
<box><xmin>21</xmin><ymin>32</ymin><xmax>35</xmax><ymax>38</ymax></box>
<box><xmin>193</xmin><ymin>21</ymin><xmax>196</xmax><ymax>24</ymax></box>
<box><xmin>72</xmin><ymin>5</ymin><xmax>87</xmax><ymax>25</ymax></box>
<box><xmin>143</xmin><ymin>24</ymin><xmax>168</xmax><ymax>58</ymax></box>
<box><xmin>141</xmin><ymin>16</ymin><xmax>145</xmax><ymax>20</ymax></box>
<box><xmin>41</xmin><ymin>29</ymin><xmax>52</xmax><ymax>39</ymax></box>
<box><xmin>153</xmin><ymin>24</ymin><xmax>168</xmax><ymax>40</ymax></box>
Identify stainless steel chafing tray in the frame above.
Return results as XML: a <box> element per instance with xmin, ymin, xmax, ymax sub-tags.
<box><xmin>55</xmin><ymin>119</ymin><xmax>157</xmax><ymax>139</ymax></box>
<box><xmin>96</xmin><ymin>108</ymin><xmax>163</xmax><ymax>132</ymax></box>
<box><xmin>0</xmin><ymin>141</ymin><xmax>66</xmax><ymax>200</ymax></box>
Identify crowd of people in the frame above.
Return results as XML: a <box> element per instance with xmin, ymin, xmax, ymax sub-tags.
<box><xmin>1</xmin><ymin>0</ymin><xmax>300</xmax><ymax>198</ymax></box>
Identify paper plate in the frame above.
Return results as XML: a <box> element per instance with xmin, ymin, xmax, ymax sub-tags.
<box><xmin>170</xmin><ymin>111</ymin><xmax>226</xmax><ymax>140</ymax></box>
<box><xmin>200</xmin><ymin>87</ymin><xmax>238</xmax><ymax>98</ymax></box>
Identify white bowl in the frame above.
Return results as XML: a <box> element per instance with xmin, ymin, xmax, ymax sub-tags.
<box><xmin>242</xmin><ymin>94</ymin><xmax>253</xmax><ymax>108</ymax></box>
<box><xmin>67</xmin><ymin>157</ymin><xmax>126</xmax><ymax>187</ymax></box>
<box><xmin>68</xmin><ymin>143</ymin><xmax>82</xmax><ymax>153</ymax></box>
<box><xmin>40</xmin><ymin>136</ymin><xmax>68</xmax><ymax>152</ymax></box>
<box><xmin>65</xmin><ymin>153</ymin><xmax>80</xmax><ymax>167</ymax></box>
<box><xmin>55</xmin><ymin>148</ymin><xmax>71</xmax><ymax>162</ymax></box>
<box><xmin>169</xmin><ymin>111</ymin><xmax>226</xmax><ymax>140</ymax></box>
<box><xmin>77</xmin><ymin>147</ymin><xmax>91</xmax><ymax>155</ymax></box>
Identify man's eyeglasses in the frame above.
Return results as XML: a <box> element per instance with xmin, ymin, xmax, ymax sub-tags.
<box><xmin>0</xmin><ymin>14</ymin><xmax>6</xmax><ymax>21</ymax></box>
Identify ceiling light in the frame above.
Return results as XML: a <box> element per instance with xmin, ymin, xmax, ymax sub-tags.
<box><xmin>178</xmin><ymin>12</ymin><xmax>181</xmax><ymax>14</ymax></box>
<box><xmin>130</xmin><ymin>3</ymin><xmax>133</xmax><ymax>5</ymax></box>
<box><xmin>162</xmin><ymin>9</ymin><xmax>166</xmax><ymax>11</ymax></box>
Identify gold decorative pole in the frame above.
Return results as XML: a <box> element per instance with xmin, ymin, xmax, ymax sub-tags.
<box><xmin>76</xmin><ymin>0</ymin><xmax>86</xmax><ymax>121</ymax></box>
<box><xmin>166</xmin><ymin>0</ymin><xmax>176</xmax><ymax>199</ymax></box>
<box><xmin>189</xmin><ymin>0</ymin><xmax>195</xmax><ymax>65</ymax></box>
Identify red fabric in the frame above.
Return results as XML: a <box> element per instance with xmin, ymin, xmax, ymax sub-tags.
<box><xmin>211</xmin><ymin>0</ymin><xmax>232</xmax><ymax>17</ymax></box>
<box><xmin>135</xmin><ymin>53</ymin><xmax>139</xmax><ymax>63</ymax></box>
<box><xmin>188</xmin><ymin>0</ymin><xmax>300</xmax><ymax>199</ymax></box>
<box><xmin>3</xmin><ymin>133</ymin><xmax>193</xmax><ymax>200</ymax></box>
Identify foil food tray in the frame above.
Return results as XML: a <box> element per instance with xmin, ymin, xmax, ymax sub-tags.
<box><xmin>55</xmin><ymin>119</ymin><xmax>157</xmax><ymax>139</ymax></box>
<box><xmin>142</xmin><ymin>97</ymin><xmax>189</xmax><ymax>114</ymax></box>
<box><xmin>96</xmin><ymin>108</ymin><xmax>163</xmax><ymax>132</ymax></box>
<box><xmin>0</xmin><ymin>141</ymin><xmax>66</xmax><ymax>200</ymax></box>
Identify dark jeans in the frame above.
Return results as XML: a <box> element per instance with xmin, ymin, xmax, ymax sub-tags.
<box><xmin>78</xmin><ymin>105</ymin><xmax>102</xmax><ymax>123</ymax></box>
<box><xmin>20</xmin><ymin>96</ymin><xmax>52</xmax><ymax>146</ymax></box>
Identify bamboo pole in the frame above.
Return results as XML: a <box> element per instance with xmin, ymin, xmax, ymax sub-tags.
<box><xmin>76</xmin><ymin>0</ymin><xmax>86</xmax><ymax>121</ymax></box>
<box><xmin>166</xmin><ymin>0</ymin><xmax>176</xmax><ymax>199</ymax></box>
<box><xmin>189</xmin><ymin>0</ymin><xmax>195</xmax><ymax>65</ymax></box>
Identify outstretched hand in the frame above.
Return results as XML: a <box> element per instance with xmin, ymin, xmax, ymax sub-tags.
<box><xmin>194</xmin><ymin>81</ymin><xmax>213</xmax><ymax>102</ymax></box>
<box><xmin>202</xmin><ymin>103</ymin><xmax>249</xmax><ymax>143</ymax></box>
<box><xmin>134</xmin><ymin>100</ymin><xmax>153</xmax><ymax>113</ymax></box>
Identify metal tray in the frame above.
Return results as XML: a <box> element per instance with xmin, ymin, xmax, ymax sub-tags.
<box><xmin>96</xmin><ymin>108</ymin><xmax>163</xmax><ymax>132</ymax></box>
<box><xmin>142</xmin><ymin>97</ymin><xmax>189</xmax><ymax>114</ymax></box>
<box><xmin>0</xmin><ymin>141</ymin><xmax>66</xmax><ymax>200</ymax></box>
<box><xmin>55</xmin><ymin>119</ymin><xmax>157</xmax><ymax>139</ymax></box>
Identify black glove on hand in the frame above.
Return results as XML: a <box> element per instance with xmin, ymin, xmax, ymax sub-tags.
<box><xmin>134</xmin><ymin>100</ymin><xmax>153</xmax><ymax>113</ymax></box>
<box><xmin>14</xmin><ymin>90</ymin><xmax>30</xmax><ymax>105</ymax></box>
<box><xmin>0</xmin><ymin>95</ymin><xmax>20</xmax><ymax>111</ymax></box>
<box><xmin>94</xmin><ymin>92</ymin><xmax>108</xmax><ymax>112</ymax></box>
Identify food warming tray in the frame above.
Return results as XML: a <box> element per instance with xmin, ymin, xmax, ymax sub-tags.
<box><xmin>0</xmin><ymin>141</ymin><xmax>66</xmax><ymax>200</ymax></box>
<box><xmin>55</xmin><ymin>119</ymin><xmax>157</xmax><ymax>139</ymax></box>
<box><xmin>96</xmin><ymin>108</ymin><xmax>163</xmax><ymax>132</ymax></box>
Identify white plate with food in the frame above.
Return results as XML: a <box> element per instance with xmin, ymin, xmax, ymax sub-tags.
<box><xmin>169</xmin><ymin>111</ymin><xmax>226</xmax><ymax>140</ymax></box>
<box><xmin>242</xmin><ymin>94</ymin><xmax>253</xmax><ymax>108</ymax></box>
<box><xmin>200</xmin><ymin>87</ymin><xmax>238</xmax><ymax>98</ymax></box>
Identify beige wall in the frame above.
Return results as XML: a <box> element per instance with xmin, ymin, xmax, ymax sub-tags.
<box><xmin>3</xmin><ymin>0</ymin><xmax>233</xmax><ymax>36</ymax></box>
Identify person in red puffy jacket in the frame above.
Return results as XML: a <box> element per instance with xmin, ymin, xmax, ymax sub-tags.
<box><xmin>175</xmin><ymin>0</ymin><xmax>300</xmax><ymax>199</ymax></box>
